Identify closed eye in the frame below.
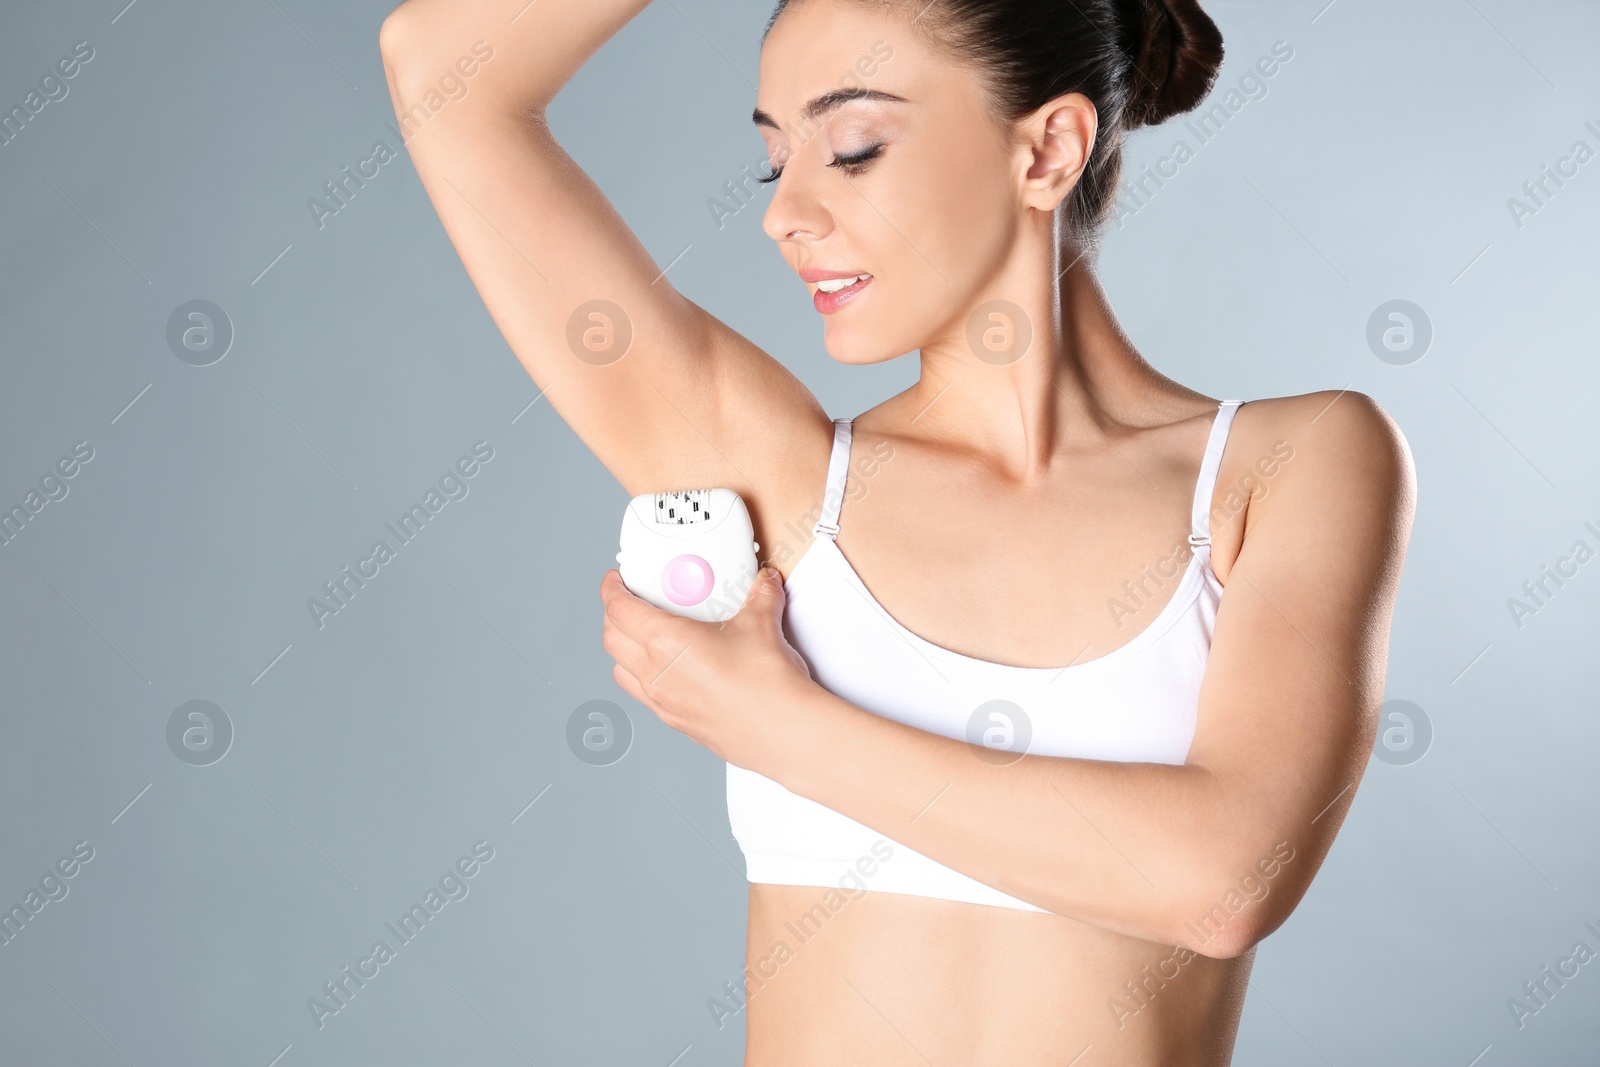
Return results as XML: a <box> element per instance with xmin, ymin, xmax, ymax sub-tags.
<box><xmin>758</xmin><ymin>143</ymin><xmax>885</xmax><ymax>185</ymax></box>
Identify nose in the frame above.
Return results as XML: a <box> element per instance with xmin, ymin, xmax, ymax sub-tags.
<box><xmin>760</xmin><ymin>146</ymin><xmax>833</xmax><ymax>244</ymax></box>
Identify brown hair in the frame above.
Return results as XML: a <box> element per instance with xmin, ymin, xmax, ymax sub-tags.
<box><xmin>764</xmin><ymin>0</ymin><xmax>1225</xmax><ymax>255</ymax></box>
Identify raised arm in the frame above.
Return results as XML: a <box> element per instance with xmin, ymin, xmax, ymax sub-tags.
<box><xmin>377</xmin><ymin>0</ymin><xmax>829</xmax><ymax>512</ymax></box>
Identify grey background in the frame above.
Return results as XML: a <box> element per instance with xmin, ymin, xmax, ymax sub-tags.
<box><xmin>1</xmin><ymin>0</ymin><xmax>1596</xmax><ymax>1064</ymax></box>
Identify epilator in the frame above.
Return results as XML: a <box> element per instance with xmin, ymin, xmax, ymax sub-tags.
<box><xmin>617</xmin><ymin>488</ymin><xmax>761</xmax><ymax>622</ymax></box>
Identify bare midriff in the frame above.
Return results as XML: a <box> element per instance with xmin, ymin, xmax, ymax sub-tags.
<box><xmin>742</xmin><ymin>883</ymin><xmax>1254</xmax><ymax>1067</ymax></box>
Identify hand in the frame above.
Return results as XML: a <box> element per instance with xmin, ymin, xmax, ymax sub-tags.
<box><xmin>599</xmin><ymin>565</ymin><xmax>815</xmax><ymax>769</ymax></box>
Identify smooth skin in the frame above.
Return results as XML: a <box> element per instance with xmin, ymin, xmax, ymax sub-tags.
<box><xmin>380</xmin><ymin>0</ymin><xmax>1416</xmax><ymax>1063</ymax></box>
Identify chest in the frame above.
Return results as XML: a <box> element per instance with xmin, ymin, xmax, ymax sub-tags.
<box><xmin>827</xmin><ymin>445</ymin><xmax>1210</xmax><ymax>670</ymax></box>
<box><xmin>782</xmin><ymin>534</ymin><xmax>1213</xmax><ymax>765</ymax></box>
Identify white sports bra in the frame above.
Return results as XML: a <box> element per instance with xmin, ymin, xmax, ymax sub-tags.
<box><xmin>726</xmin><ymin>399</ymin><xmax>1245</xmax><ymax>911</ymax></box>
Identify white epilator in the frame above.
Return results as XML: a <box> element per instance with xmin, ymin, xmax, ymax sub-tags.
<box><xmin>617</xmin><ymin>488</ymin><xmax>761</xmax><ymax>622</ymax></box>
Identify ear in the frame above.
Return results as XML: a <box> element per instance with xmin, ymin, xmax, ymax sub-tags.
<box><xmin>1017</xmin><ymin>91</ymin><xmax>1097</xmax><ymax>213</ymax></box>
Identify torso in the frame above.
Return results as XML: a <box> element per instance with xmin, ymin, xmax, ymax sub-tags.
<box><xmin>740</xmin><ymin>392</ymin><xmax>1280</xmax><ymax>1066</ymax></box>
<box><xmin>744</xmin><ymin>885</ymin><xmax>1252</xmax><ymax>1065</ymax></box>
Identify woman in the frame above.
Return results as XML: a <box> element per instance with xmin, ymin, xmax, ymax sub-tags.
<box><xmin>380</xmin><ymin>0</ymin><xmax>1415</xmax><ymax>1062</ymax></box>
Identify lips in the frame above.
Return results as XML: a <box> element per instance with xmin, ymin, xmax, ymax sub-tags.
<box><xmin>802</xmin><ymin>269</ymin><xmax>873</xmax><ymax>315</ymax></box>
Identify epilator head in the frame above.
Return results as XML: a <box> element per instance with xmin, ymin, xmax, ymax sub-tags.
<box><xmin>617</xmin><ymin>488</ymin><xmax>761</xmax><ymax>622</ymax></box>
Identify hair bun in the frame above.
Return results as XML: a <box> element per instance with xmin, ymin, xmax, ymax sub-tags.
<box><xmin>1120</xmin><ymin>0</ymin><xmax>1225</xmax><ymax>130</ymax></box>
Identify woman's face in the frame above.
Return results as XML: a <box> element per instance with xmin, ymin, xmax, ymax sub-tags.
<box><xmin>755</xmin><ymin>0</ymin><xmax>1025</xmax><ymax>365</ymax></box>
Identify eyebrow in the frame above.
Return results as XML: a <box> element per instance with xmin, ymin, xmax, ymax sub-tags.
<box><xmin>751</xmin><ymin>88</ymin><xmax>909</xmax><ymax>131</ymax></box>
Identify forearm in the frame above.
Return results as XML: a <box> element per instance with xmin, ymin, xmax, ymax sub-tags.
<box><xmin>379</xmin><ymin>0</ymin><xmax>654</xmax><ymax>113</ymax></box>
<box><xmin>766</xmin><ymin>684</ymin><xmax>1282</xmax><ymax>955</ymax></box>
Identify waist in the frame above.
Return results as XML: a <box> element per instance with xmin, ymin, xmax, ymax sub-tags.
<box><xmin>740</xmin><ymin>881</ymin><xmax>1252</xmax><ymax>1067</ymax></box>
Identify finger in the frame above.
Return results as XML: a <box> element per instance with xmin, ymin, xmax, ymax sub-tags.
<box><xmin>598</xmin><ymin>568</ymin><xmax>635</xmax><ymax>606</ymax></box>
<box><xmin>601</xmin><ymin>613</ymin><xmax>654</xmax><ymax>681</ymax></box>
<box><xmin>612</xmin><ymin>661</ymin><xmax>650</xmax><ymax>708</ymax></box>
<box><xmin>600</xmin><ymin>568</ymin><xmax>665</xmax><ymax>639</ymax></box>
<box><xmin>740</xmin><ymin>565</ymin><xmax>787</xmax><ymax>618</ymax></box>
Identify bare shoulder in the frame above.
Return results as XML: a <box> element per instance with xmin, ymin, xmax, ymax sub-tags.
<box><xmin>1239</xmin><ymin>389</ymin><xmax>1413</xmax><ymax>498</ymax></box>
<box><xmin>1211</xmin><ymin>390</ymin><xmax>1417</xmax><ymax>583</ymax></box>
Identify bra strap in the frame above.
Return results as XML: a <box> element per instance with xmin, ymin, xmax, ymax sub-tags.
<box><xmin>812</xmin><ymin>417</ymin><xmax>853</xmax><ymax>540</ymax></box>
<box><xmin>1188</xmin><ymin>400</ymin><xmax>1245</xmax><ymax>549</ymax></box>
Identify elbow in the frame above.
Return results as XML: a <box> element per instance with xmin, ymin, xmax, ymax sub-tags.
<box><xmin>378</xmin><ymin>3</ymin><xmax>452</xmax><ymax>83</ymax></box>
<box><xmin>1165</xmin><ymin>844</ymin><xmax>1304</xmax><ymax>961</ymax></box>
<box><xmin>1177</xmin><ymin>908</ymin><xmax>1269</xmax><ymax>961</ymax></box>
<box><xmin>1163</xmin><ymin>893</ymin><xmax>1273</xmax><ymax>961</ymax></box>
<box><xmin>378</xmin><ymin>5</ymin><xmax>420</xmax><ymax>70</ymax></box>
<box><xmin>379</xmin><ymin>6</ymin><xmax>549</xmax><ymax>121</ymax></box>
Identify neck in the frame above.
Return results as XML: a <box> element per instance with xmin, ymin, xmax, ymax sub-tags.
<box><xmin>894</xmin><ymin>248</ymin><xmax>1188</xmax><ymax>485</ymax></box>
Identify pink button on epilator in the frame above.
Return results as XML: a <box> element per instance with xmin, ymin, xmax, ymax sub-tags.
<box><xmin>661</xmin><ymin>554</ymin><xmax>715</xmax><ymax>606</ymax></box>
